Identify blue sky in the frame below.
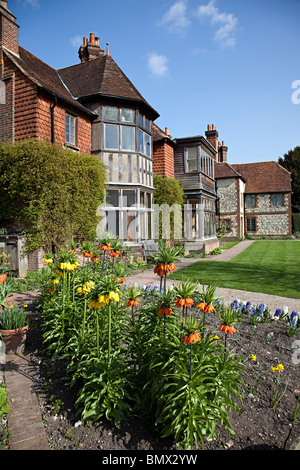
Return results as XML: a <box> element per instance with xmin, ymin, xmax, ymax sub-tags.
<box><xmin>9</xmin><ymin>0</ymin><xmax>300</xmax><ymax>164</ymax></box>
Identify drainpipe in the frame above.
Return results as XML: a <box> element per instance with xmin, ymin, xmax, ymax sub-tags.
<box><xmin>50</xmin><ymin>95</ymin><xmax>57</xmax><ymax>143</ymax></box>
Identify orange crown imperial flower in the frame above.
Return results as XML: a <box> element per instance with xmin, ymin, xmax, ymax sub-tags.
<box><xmin>175</xmin><ymin>297</ymin><xmax>194</xmax><ymax>308</ymax></box>
<box><xmin>217</xmin><ymin>324</ymin><xmax>237</xmax><ymax>335</ymax></box>
<box><xmin>158</xmin><ymin>307</ymin><xmax>173</xmax><ymax>316</ymax></box>
<box><xmin>127</xmin><ymin>298</ymin><xmax>141</xmax><ymax>308</ymax></box>
<box><xmin>183</xmin><ymin>332</ymin><xmax>201</xmax><ymax>344</ymax></box>
<box><xmin>197</xmin><ymin>302</ymin><xmax>215</xmax><ymax>313</ymax></box>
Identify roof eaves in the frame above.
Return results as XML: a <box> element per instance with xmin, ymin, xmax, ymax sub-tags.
<box><xmin>4</xmin><ymin>48</ymin><xmax>95</xmax><ymax>117</ymax></box>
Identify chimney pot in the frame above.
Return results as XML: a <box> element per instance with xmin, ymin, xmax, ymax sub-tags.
<box><xmin>212</xmin><ymin>123</ymin><xmax>216</xmax><ymax>130</ymax></box>
<box><xmin>165</xmin><ymin>127</ymin><xmax>169</xmax><ymax>136</ymax></box>
<box><xmin>83</xmin><ymin>37</ymin><xmax>88</xmax><ymax>46</ymax></box>
<box><xmin>95</xmin><ymin>37</ymin><xmax>100</xmax><ymax>46</ymax></box>
<box><xmin>207</xmin><ymin>124</ymin><xmax>211</xmax><ymax>131</ymax></box>
<box><xmin>90</xmin><ymin>33</ymin><xmax>95</xmax><ymax>44</ymax></box>
<box><xmin>106</xmin><ymin>42</ymin><xmax>110</xmax><ymax>56</ymax></box>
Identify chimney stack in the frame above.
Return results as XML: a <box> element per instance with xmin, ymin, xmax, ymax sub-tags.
<box><xmin>218</xmin><ymin>141</ymin><xmax>228</xmax><ymax>163</ymax></box>
<box><xmin>0</xmin><ymin>0</ymin><xmax>20</xmax><ymax>57</ymax></box>
<box><xmin>78</xmin><ymin>33</ymin><xmax>104</xmax><ymax>63</ymax></box>
<box><xmin>205</xmin><ymin>123</ymin><xmax>219</xmax><ymax>153</ymax></box>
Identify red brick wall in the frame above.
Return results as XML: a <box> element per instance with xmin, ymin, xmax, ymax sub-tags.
<box><xmin>1</xmin><ymin>56</ymin><xmax>92</xmax><ymax>154</ymax></box>
<box><xmin>0</xmin><ymin>74</ymin><xmax>14</xmax><ymax>141</ymax></box>
<box><xmin>153</xmin><ymin>141</ymin><xmax>174</xmax><ymax>178</ymax></box>
<box><xmin>37</xmin><ymin>90</ymin><xmax>92</xmax><ymax>154</ymax></box>
<box><xmin>0</xmin><ymin>6</ymin><xmax>19</xmax><ymax>57</ymax></box>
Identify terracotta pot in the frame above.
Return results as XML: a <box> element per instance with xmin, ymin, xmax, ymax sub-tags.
<box><xmin>0</xmin><ymin>273</ymin><xmax>8</xmax><ymax>285</ymax></box>
<box><xmin>0</xmin><ymin>323</ymin><xmax>29</xmax><ymax>355</ymax></box>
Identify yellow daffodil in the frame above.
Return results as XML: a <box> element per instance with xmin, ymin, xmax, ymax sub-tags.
<box><xmin>250</xmin><ymin>354</ymin><xmax>257</xmax><ymax>361</ymax></box>
<box><xmin>43</xmin><ymin>258</ymin><xmax>53</xmax><ymax>264</ymax></box>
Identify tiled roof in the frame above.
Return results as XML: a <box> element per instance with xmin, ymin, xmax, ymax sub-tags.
<box><xmin>4</xmin><ymin>46</ymin><xmax>95</xmax><ymax>115</ymax></box>
<box><xmin>215</xmin><ymin>162</ymin><xmax>245</xmax><ymax>180</ymax></box>
<box><xmin>152</xmin><ymin>123</ymin><xmax>174</xmax><ymax>143</ymax></box>
<box><xmin>231</xmin><ymin>161</ymin><xmax>291</xmax><ymax>193</ymax></box>
<box><xmin>58</xmin><ymin>55</ymin><xmax>159</xmax><ymax>120</ymax></box>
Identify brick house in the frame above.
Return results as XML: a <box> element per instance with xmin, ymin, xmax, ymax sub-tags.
<box><xmin>0</xmin><ymin>0</ymin><xmax>159</xmax><ymax>250</ymax></box>
<box><xmin>215</xmin><ymin>160</ymin><xmax>292</xmax><ymax>240</ymax></box>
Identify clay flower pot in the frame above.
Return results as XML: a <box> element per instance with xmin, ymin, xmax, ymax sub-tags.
<box><xmin>0</xmin><ymin>323</ymin><xmax>29</xmax><ymax>355</ymax></box>
<box><xmin>0</xmin><ymin>273</ymin><xmax>8</xmax><ymax>285</ymax></box>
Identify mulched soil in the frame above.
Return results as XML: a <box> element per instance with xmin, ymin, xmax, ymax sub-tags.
<box><xmin>17</xmin><ymin>291</ymin><xmax>300</xmax><ymax>453</ymax></box>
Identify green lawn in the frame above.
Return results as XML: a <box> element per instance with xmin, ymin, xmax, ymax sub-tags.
<box><xmin>170</xmin><ymin>241</ymin><xmax>300</xmax><ymax>299</ymax></box>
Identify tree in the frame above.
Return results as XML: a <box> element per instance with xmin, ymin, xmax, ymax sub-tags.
<box><xmin>278</xmin><ymin>146</ymin><xmax>300</xmax><ymax>212</ymax></box>
<box><xmin>0</xmin><ymin>140</ymin><xmax>107</xmax><ymax>252</ymax></box>
<box><xmin>153</xmin><ymin>175</ymin><xmax>185</xmax><ymax>242</ymax></box>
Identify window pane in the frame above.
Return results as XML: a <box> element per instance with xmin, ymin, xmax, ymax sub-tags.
<box><xmin>272</xmin><ymin>194</ymin><xmax>283</xmax><ymax>206</ymax></box>
<box><xmin>105</xmin><ymin>106</ymin><xmax>118</xmax><ymax>121</ymax></box>
<box><xmin>145</xmin><ymin>134</ymin><xmax>151</xmax><ymax>157</ymax></box>
<box><xmin>121</xmin><ymin>108</ymin><xmax>135</xmax><ymax>123</ymax></box>
<box><xmin>139</xmin><ymin>114</ymin><xmax>144</xmax><ymax>128</ymax></box>
<box><xmin>187</xmin><ymin>148</ymin><xmax>198</xmax><ymax>172</ymax></box>
<box><xmin>121</xmin><ymin>126</ymin><xmax>135</xmax><ymax>151</ymax></box>
<box><xmin>106</xmin><ymin>190</ymin><xmax>119</xmax><ymax>207</ymax></box>
<box><xmin>140</xmin><ymin>191</ymin><xmax>145</xmax><ymax>207</ymax></box>
<box><xmin>145</xmin><ymin>117</ymin><xmax>150</xmax><ymax>132</ymax></box>
<box><xmin>105</xmin><ymin>124</ymin><xmax>119</xmax><ymax>149</ymax></box>
<box><xmin>123</xmin><ymin>190</ymin><xmax>136</xmax><ymax>207</ymax></box>
<box><xmin>139</xmin><ymin>129</ymin><xmax>144</xmax><ymax>153</ymax></box>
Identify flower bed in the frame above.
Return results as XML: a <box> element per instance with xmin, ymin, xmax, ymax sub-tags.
<box><xmin>33</xmin><ymin>240</ymin><xmax>300</xmax><ymax>450</ymax></box>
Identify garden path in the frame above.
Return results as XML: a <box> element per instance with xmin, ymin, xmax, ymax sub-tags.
<box><xmin>126</xmin><ymin>240</ymin><xmax>300</xmax><ymax>314</ymax></box>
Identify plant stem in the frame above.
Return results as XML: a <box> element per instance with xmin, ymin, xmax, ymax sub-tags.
<box><xmin>82</xmin><ymin>297</ymin><xmax>87</xmax><ymax>340</ymax></box>
<box><xmin>108</xmin><ymin>303</ymin><xmax>112</xmax><ymax>364</ymax></box>
<box><xmin>96</xmin><ymin>311</ymin><xmax>100</xmax><ymax>357</ymax></box>
<box><xmin>189</xmin><ymin>343</ymin><xmax>192</xmax><ymax>380</ymax></box>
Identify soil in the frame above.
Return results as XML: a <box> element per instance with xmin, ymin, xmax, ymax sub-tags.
<box><xmin>17</xmin><ymin>291</ymin><xmax>300</xmax><ymax>453</ymax></box>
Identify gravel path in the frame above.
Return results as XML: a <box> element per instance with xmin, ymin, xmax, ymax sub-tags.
<box><xmin>125</xmin><ymin>240</ymin><xmax>300</xmax><ymax>314</ymax></box>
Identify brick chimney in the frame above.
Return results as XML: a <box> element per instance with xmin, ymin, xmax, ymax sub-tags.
<box><xmin>205</xmin><ymin>124</ymin><xmax>219</xmax><ymax>154</ymax></box>
<box><xmin>218</xmin><ymin>141</ymin><xmax>228</xmax><ymax>163</ymax></box>
<box><xmin>78</xmin><ymin>33</ymin><xmax>104</xmax><ymax>63</ymax></box>
<box><xmin>0</xmin><ymin>0</ymin><xmax>20</xmax><ymax>57</ymax></box>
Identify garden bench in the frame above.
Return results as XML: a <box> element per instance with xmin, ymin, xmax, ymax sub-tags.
<box><xmin>142</xmin><ymin>241</ymin><xmax>159</xmax><ymax>262</ymax></box>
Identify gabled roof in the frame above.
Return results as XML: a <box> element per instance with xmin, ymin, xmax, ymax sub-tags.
<box><xmin>3</xmin><ymin>46</ymin><xmax>95</xmax><ymax>116</ymax></box>
<box><xmin>215</xmin><ymin>162</ymin><xmax>245</xmax><ymax>181</ymax></box>
<box><xmin>215</xmin><ymin>161</ymin><xmax>291</xmax><ymax>194</ymax></box>
<box><xmin>231</xmin><ymin>161</ymin><xmax>291</xmax><ymax>194</ymax></box>
<box><xmin>58</xmin><ymin>54</ymin><xmax>159</xmax><ymax>120</ymax></box>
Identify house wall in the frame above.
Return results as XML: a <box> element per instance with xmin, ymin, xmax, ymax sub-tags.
<box><xmin>245</xmin><ymin>193</ymin><xmax>292</xmax><ymax>236</ymax></box>
<box><xmin>153</xmin><ymin>140</ymin><xmax>174</xmax><ymax>178</ymax></box>
<box><xmin>216</xmin><ymin>177</ymin><xmax>240</xmax><ymax>239</ymax></box>
<box><xmin>37</xmin><ymin>90</ymin><xmax>92</xmax><ymax>154</ymax></box>
<box><xmin>0</xmin><ymin>56</ymin><xmax>39</xmax><ymax>142</ymax></box>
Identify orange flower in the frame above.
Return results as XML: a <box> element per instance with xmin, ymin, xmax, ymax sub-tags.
<box><xmin>154</xmin><ymin>263</ymin><xmax>166</xmax><ymax>277</ymax></box>
<box><xmin>217</xmin><ymin>324</ymin><xmax>237</xmax><ymax>335</ymax></box>
<box><xmin>168</xmin><ymin>263</ymin><xmax>176</xmax><ymax>272</ymax></box>
<box><xmin>158</xmin><ymin>307</ymin><xmax>173</xmax><ymax>316</ymax></box>
<box><xmin>91</xmin><ymin>257</ymin><xmax>99</xmax><ymax>262</ymax></box>
<box><xmin>183</xmin><ymin>332</ymin><xmax>201</xmax><ymax>344</ymax></box>
<box><xmin>110</xmin><ymin>250</ymin><xmax>120</xmax><ymax>259</ymax></box>
<box><xmin>175</xmin><ymin>297</ymin><xmax>194</xmax><ymax>308</ymax></box>
<box><xmin>154</xmin><ymin>262</ymin><xmax>176</xmax><ymax>277</ymax></box>
<box><xmin>117</xmin><ymin>278</ymin><xmax>125</xmax><ymax>284</ymax></box>
<box><xmin>197</xmin><ymin>302</ymin><xmax>215</xmax><ymax>313</ymax></box>
<box><xmin>69</xmin><ymin>249</ymin><xmax>77</xmax><ymax>253</ymax></box>
<box><xmin>127</xmin><ymin>298</ymin><xmax>141</xmax><ymax>308</ymax></box>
